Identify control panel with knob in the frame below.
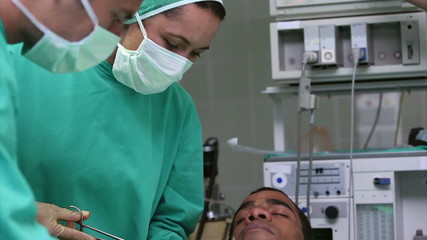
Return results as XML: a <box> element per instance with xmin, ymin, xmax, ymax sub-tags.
<box><xmin>264</xmin><ymin>160</ymin><xmax>350</xmax><ymax>198</ymax></box>
<box><xmin>325</xmin><ymin>205</ymin><xmax>340</xmax><ymax>219</ymax></box>
<box><xmin>307</xmin><ymin>201</ymin><xmax>348</xmax><ymax>220</ymax></box>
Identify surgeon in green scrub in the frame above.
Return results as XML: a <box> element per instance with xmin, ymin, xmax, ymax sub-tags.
<box><xmin>0</xmin><ymin>0</ymin><xmax>142</xmax><ymax>239</ymax></box>
<box><xmin>13</xmin><ymin>0</ymin><xmax>225</xmax><ymax>239</ymax></box>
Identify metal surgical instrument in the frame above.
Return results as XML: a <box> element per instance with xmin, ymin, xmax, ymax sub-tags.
<box><xmin>67</xmin><ymin>205</ymin><xmax>124</xmax><ymax>240</ymax></box>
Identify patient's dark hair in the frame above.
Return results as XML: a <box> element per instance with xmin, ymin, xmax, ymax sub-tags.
<box><xmin>228</xmin><ymin>187</ymin><xmax>313</xmax><ymax>240</ymax></box>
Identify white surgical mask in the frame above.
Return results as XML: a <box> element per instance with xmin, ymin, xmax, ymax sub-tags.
<box><xmin>10</xmin><ymin>0</ymin><xmax>120</xmax><ymax>73</ymax></box>
<box><xmin>112</xmin><ymin>13</ymin><xmax>193</xmax><ymax>95</ymax></box>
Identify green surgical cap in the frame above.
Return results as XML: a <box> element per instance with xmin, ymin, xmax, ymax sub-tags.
<box><xmin>126</xmin><ymin>0</ymin><xmax>224</xmax><ymax>24</ymax></box>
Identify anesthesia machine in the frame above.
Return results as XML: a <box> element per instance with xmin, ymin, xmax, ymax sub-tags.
<box><xmin>261</xmin><ymin>1</ymin><xmax>427</xmax><ymax>240</ymax></box>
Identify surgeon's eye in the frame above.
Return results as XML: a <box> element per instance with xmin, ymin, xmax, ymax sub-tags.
<box><xmin>109</xmin><ymin>15</ymin><xmax>123</xmax><ymax>28</ymax></box>
<box><xmin>166</xmin><ymin>41</ymin><xmax>180</xmax><ymax>50</ymax></box>
<box><xmin>112</xmin><ymin>13</ymin><xmax>121</xmax><ymax>22</ymax></box>
<box><xmin>123</xmin><ymin>13</ymin><xmax>133</xmax><ymax>22</ymax></box>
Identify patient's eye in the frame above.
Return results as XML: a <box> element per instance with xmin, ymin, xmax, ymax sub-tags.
<box><xmin>272</xmin><ymin>213</ymin><xmax>289</xmax><ymax>218</ymax></box>
<box><xmin>236</xmin><ymin>217</ymin><xmax>245</xmax><ymax>225</ymax></box>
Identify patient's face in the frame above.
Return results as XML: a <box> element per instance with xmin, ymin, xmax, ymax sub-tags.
<box><xmin>232</xmin><ymin>190</ymin><xmax>304</xmax><ymax>240</ymax></box>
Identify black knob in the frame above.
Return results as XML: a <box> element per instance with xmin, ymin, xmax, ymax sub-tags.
<box><xmin>325</xmin><ymin>206</ymin><xmax>339</xmax><ymax>219</ymax></box>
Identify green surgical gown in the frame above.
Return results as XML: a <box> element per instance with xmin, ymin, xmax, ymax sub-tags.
<box><xmin>13</xmin><ymin>54</ymin><xmax>204</xmax><ymax>239</ymax></box>
<box><xmin>0</xmin><ymin>20</ymin><xmax>56</xmax><ymax>240</ymax></box>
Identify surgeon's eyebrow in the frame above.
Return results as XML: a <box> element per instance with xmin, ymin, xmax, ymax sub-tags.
<box><xmin>124</xmin><ymin>12</ymin><xmax>134</xmax><ymax>21</ymax></box>
<box><xmin>126</xmin><ymin>9</ymin><xmax>139</xmax><ymax>21</ymax></box>
<box><xmin>169</xmin><ymin>33</ymin><xmax>210</xmax><ymax>50</ymax></box>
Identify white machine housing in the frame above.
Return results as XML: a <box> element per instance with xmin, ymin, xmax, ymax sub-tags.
<box><xmin>269</xmin><ymin>12</ymin><xmax>427</xmax><ymax>84</ymax></box>
<box><xmin>264</xmin><ymin>151</ymin><xmax>427</xmax><ymax>240</ymax></box>
<box><xmin>269</xmin><ymin>0</ymin><xmax>419</xmax><ymax>20</ymax></box>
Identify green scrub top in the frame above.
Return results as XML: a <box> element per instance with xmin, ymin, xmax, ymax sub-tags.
<box><xmin>13</xmin><ymin>54</ymin><xmax>204</xmax><ymax>239</ymax></box>
<box><xmin>0</xmin><ymin>20</ymin><xmax>56</xmax><ymax>240</ymax></box>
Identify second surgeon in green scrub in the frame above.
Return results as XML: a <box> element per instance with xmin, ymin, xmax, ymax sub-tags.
<box><xmin>14</xmin><ymin>0</ymin><xmax>226</xmax><ymax>239</ymax></box>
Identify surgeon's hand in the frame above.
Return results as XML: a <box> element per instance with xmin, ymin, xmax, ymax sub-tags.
<box><xmin>36</xmin><ymin>202</ymin><xmax>97</xmax><ymax>240</ymax></box>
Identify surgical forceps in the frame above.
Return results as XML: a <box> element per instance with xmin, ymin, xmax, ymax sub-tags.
<box><xmin>67</xmin><ymin>206</ymin><xmax>124</xmax><ymax>240</ymax></box>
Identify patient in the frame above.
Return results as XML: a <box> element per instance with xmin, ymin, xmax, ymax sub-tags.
<box><xmin>229</xmin><ymin>187</ymin><xmax>312</xmax><ymax>240</ymax></box>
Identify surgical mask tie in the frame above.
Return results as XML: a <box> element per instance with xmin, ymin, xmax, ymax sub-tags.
<box><xmin>112</xmin><ymin>13</ymin><xmax>193</xmax><ymax>95</ymax></box>
<box><xmin>10</xmin><ymin>0</ymin><xmax>120</xmax><ymax>73</ymax></box>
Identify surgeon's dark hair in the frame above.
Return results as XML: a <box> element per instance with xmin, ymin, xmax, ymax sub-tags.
<box><xmin>163</xmin><ymin>1</ymin><xmax>226</xmax><ymax>21</ymax></box>
<box><xmin>228</xmin><ymin>187</ymin><xmax>313</xmax><ymax>240</ymax></box>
